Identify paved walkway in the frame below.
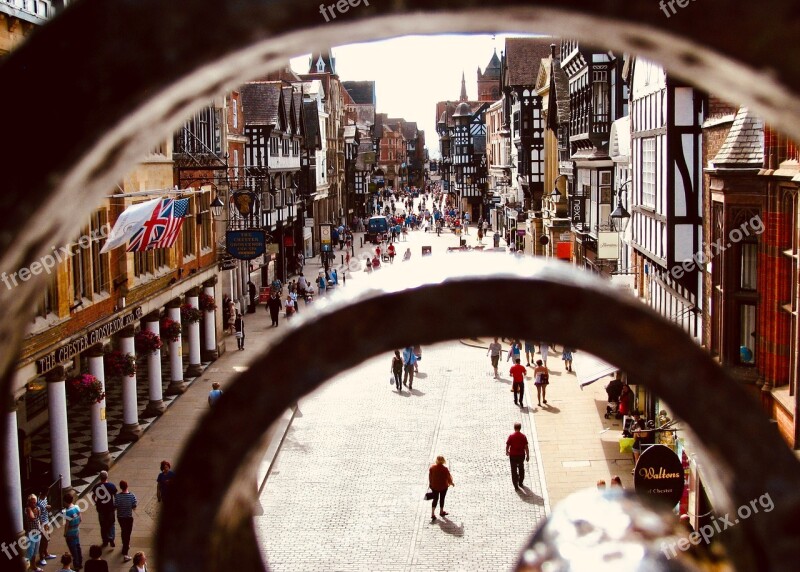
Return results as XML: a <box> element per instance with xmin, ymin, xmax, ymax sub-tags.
<box><xmin>39</xmin><ymin>208</ymin><xmax>634</xmax><ymax>571</ymax></box>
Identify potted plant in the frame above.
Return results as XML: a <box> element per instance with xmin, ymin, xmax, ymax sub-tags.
<box><xmin>104</xmin><ymin>349</ymin><xmax>136</xmax><ymax>377</ymax></box>
<box><xmin>160</xmin><ymin>317</ymin><xmax>182</xmax><ymax>342</ymax></box>
<box><xmin>180</xmin><ymin>303</ymin><xmax>203</xmax><ymax>324</ymax></box>
<box><xmin>198</xmin><ymin>292</ymin><xmax>217</xmax><ymax>312</ymax></box>
<box><xmin>134</xmin><ymin>329</ymin><xmax>163</xmax><ymax>354</ymax></box>
<box><xmin>66</xmin><ymin>373</ymin><xmax>105</xmax><ymax>406</ymax></box>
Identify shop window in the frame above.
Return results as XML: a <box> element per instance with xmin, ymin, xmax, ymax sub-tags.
<box><xmin>641</xmin><ymin>137</ymin><xmax>656</xmax><ymax>209</ymax></box>
<box><xmin>738</xmin><ymin>303</ymin><xmax>756</xmax><ymax>364</ymax></box>
<box><xmin>35</xmin><ymin>272</ymin><xmax>58</xmax><ymax>320</ymax></box>
<box><xmin>183</xmin><ymin>196</ymin><xmax>196</xmax><ymax>259</ymax></box>
<box><xmin>739</xmin><ymin>242</ymin><xmax>757</xmax><ymax>290</ymax></box>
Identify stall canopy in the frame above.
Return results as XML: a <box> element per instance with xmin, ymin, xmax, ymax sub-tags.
<box><xmin>578</xmin><ymin>353</ymin><xmax>618</xmax><ymax>389</ymax></box>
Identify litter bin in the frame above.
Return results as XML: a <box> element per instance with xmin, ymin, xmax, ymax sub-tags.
<box><xmin>493</xmin><ymin>232</ymin><xmax>500</xmax><ymax>247</ymax></box>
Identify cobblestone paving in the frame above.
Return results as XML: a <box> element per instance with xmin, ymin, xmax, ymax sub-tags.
<box><xmin>255</xmin><ymin>340</ymin><xmax>547</xmax><ymax>572</ymax></box>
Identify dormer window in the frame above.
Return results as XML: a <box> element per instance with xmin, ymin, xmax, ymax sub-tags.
<box><xmin>316</xmin><ymin>57</ymin><xmax>326</xmax><ymax>73</ymax></box>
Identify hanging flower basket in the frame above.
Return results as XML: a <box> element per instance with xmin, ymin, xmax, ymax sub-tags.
<box><xmin>66</xmin><ymin>374</ymin><xmax>105</xmax><ymax>406</ymax></box>
<box><xmin>135</xmin><ymin>329</ymin><xmax>163</xmax><ymax>354</ymax></box>
<box><xmin>198</xmin><ymin>292</ymin><xmax>217</xmax><ymax>312</ymax></box>
<box><xmin>181</xmin><ymin>303</ymin><xmax>203</xmax><ymax>324</ymax></box>
<box><xmin>104</xmin><ymin>349</ymin><xmax>136</xmax><ymax>378</ymax></box>
<box><xmin>160</xmin><ymin>317</ymin><xmax>182</xmax><ymax>342</ymax></box>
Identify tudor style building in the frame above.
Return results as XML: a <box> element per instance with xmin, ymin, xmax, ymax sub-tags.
<box><xmin>559</xmin><ymin>40</ymin><xmax>627</xmax><ymax>275</ymax></box>
<box><xmin>628</xmin><ymin>59</ymin><xmax>706</xmax><ymax>340</ymax></box>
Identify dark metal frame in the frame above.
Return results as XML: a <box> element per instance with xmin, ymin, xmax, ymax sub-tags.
<box><xmin>5</xmin><ymin>1</ymin><xmax>800</xmax><ymax>570</ymax></box>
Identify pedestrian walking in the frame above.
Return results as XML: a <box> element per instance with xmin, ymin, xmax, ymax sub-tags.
<box><xmin>403</xmin><ymin>247</ymin><xmax>411</xmax><ymax>261</ymax></box>
<box><xmin>487</xmin><ymin>337</ymin><xmax>502</xmax><ymax>378</ymax></box>
<box><xmin>561</xmin><ymin>346</ymin><xmax>574</xmax><ymax>372</ymax></box>
<box><xmin>524</xmin><ymin>340</ymin><xmax>535</xmax><ymax>366</ymax></box>
<box><xmin>36</xmin><ymin>491</ymin><xmax>57</xmax><ymax>565</ymax></box>
<box><xmin>509</xmin><ymin>359</ymin><xmax>527</xmax><ymax>407</ymax></box>
<box><xmin>23</xmin><ymin>494</ymin><xmax>42</xmax><ymax>572</ymax></box>
<box><xmin>428</xmin><ymin>456</ymin><xmax>454</xmax><ymax>520</ymax></box>
<box><xmin>63</xmin><ymin>493</ymin><xmax>83</xmax><ymax>571</ymax></box>
<box><xmin>128</xmin><ymin>552</ymin><xmax>148</xmax><ymax>572</ymax></box>
<box><xmin>247</xmin><ymin>280</ymin><xmax>257</xmax><ymax>313</ymax></box>
<box><xmin>284</xmin><ymin>295</ymin><xmax>295</xmax><ymax>319</ymax></box>
<box><xmin>289</xmin><ymin>289</ymin><xmax>299</xmax><ymax>314</ymax></box>
<box><xmin>506</xmin><ymin>340</ymin><xmax>522</xmax><ymax>365</ymax></box>
<box><xmin>506</xmin><ymin>422</ymin><xmax>530</xmax><ymax>490</ymax></box>
<box><xmin>610</xmin><ymin>475</ymin><xmax>623</xmax><ymax>489</ymax></box>
<box><xmin>533</xmin><ymin>359</ymin><xmax>549</xmax><ymax>406</ymax></box>
<box><xmin>402</xmin><ymin>346</ymin><xmax>417</xmax><ymax>390</ymax></box>
<box><xmin>207</xmin><ymin>382</ymin><xmax>223</xmax><ymax>407</ymax></box>
<box><xmin>365</xmin><ymin>257</ymin><xmax>373</xmax><ymax>272</ymax></box>
<box><xmin>114</xmin><ymin>480</ymin><xmax>137</xmax><ymax>562</ymax></box>
<box><xmin>391</xmin><ymin>350</ymin><xmax>403</xmax><ymax>391</ymax></box>
<box><xmin>266</xmin><ymin>292</ymin><xmax>281</xmax><ymax>327</ymax></box>
<box><xmin>413</xmin><ymin>344</ymin><xmax>422</xmax><ymax>373</ymax></box>
<box><xmin>92</xmin><ymin>471</ymin><xmax>117</xmax><ymax>548</ymax></box>
<box><xmin>233</xmin><ymin>312</ymin><xmax>245</xmax><ymax>350</ymax></box>
<box><xmin>83</xmin><ymin>545</ymin><xmax>108</xmax><ymax>572</ymax></box>
<box><xmin>156</xmin><ymin>461</ymin><xmax>175</xmax><ymax>506</ymax></box>
<box><xmin>540</xmin><ymin>342</ymin><xmax>550</xmax><ymax>366</ymax></box>
<box><xmin>387</xmin><ymin>243</ymin><xmax>396</xmax><ymax>262</ymax></box>
<box><xmin>226</xmin><ymin>298</ymin><xmax>236</xmax><ymax>334</ymax></box>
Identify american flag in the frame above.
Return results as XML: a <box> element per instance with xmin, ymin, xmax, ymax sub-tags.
<box><xmin>127</xmin><ymin>198</ymin><xmax>190</xmax><ymax>252</ymax></box>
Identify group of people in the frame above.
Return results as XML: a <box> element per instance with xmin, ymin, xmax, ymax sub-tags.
<box><xmin>427</xmin><ymin>421</ymin><xmax>533</xmax><ymax>519</ymax></box>
<box><xmin>390</xmin><ymin>345</ymin><xmax>421</xmax><ymax>391</ymax></box>
<box><xmin>486</xmin><ymin>338</ymin><xmax>574</xmax><ymax>408</ymax></box>
<box><xmin>21</xmin><ymin>468</ymin><xmax>149</xmax><ymax>572</ymax></box>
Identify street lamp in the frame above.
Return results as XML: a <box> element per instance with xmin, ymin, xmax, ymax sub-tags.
<box><xmin>609</xmin><ymin>179</ymin><xmax>632</xmax><ymax>232</ymax></box>
<box><xmin>210</xmin><ymin>195</ymin><xmax>225</xmax><ymax>219</ymax></box>
<box><xmin>551</xmin><ymin>174</ymin><xmax>568</xmax><ymax>203</ymax></box>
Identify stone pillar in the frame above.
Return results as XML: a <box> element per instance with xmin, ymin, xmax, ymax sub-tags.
<box><xmin>86</xmin><ymin>344</ymin><xmax>111</xmax><ymax>472</ymax></box>
<box><xmin>165</xmin><ymin>300</ymin><xmax>187</xmax><ymax>395</ymax></box>
<box><xmin>118</xmin><ymin>326</ymin><xmax>141</xmax><ymax>441</ymax></box>
<box><xmin>186</xmin><ymin>288</ymin><xmax>203</xmax><ymax>377</ymax></box>
<box><xmin>45</xmin><ymin>366</ymin><xmax>71</xmax><ymax>491</ymax></box>
<box><xmin>142</xmin><ymin>313</ymin><xmax>166</xmax><ymax>417</ymax></box>
<box><xmin>202</xmin><ymin>277</ymin><xmax>219</xmax><ymax>361</ymax></box>
<box><xmin>5</xmin><ymin>397</ymin><xmax>23</xmax><ymax>535</ymax></box>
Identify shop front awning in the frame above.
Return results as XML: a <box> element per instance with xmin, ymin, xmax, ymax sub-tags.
<box><xmin>578</xmin><ymin>354</ymin><xmax>618</xmax><ymax>389</ymax></box>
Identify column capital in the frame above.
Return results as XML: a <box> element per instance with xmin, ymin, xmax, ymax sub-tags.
<box><xmin>186</xmin><ymin>287</ymin><xmax>200</xmax><ymax>298</ymax></box>
<box><xmin>166</xmin><ymin>297</ymin><xmax>182</xmax><ymax>309</ymax></box>
<box><xmin>45</xmin><ymin>366</ymin><xmax>66</xmax><ymax>383</ymax></box>
<box><xmin>143</xmin><ymin>311</ymin><xmax>161</xmax><ymax>323</ymax></box>
<box><xmin>203</xmin><ymin>276</ymin><xmax>218</xmax><ymax>287</ymax></box>
<box><xmin>86</xmin><ymin>343</ymin><xmax>105</xmax><ymax>358</ymax></box>
<box><xmin>6</xmin><ymin>393</ymin><xmax>23</xmax><ymax>413</ymax></box>
<box><xmin>119</xmin><ymin>325</ymin><xmax>135</xmax><ymax>338</ymax></box>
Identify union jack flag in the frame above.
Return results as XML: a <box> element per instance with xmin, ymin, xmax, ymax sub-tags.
<box><xmin>127</xmin><ymin>198</ymin><xmax>190</xmax><ymax>252</ymax></box>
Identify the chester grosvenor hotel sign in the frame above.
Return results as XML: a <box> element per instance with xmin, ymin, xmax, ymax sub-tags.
<box><xmin>35</xmin><ymin>306</ymin><xmax>143</xmax><ymax>374</ymax></box>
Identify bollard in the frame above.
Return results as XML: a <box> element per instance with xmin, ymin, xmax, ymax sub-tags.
<box><xmin>341</xmin><ymin>255</ymin><xmax>344</xmax><ymax>265</ymax></box>
<box><xmin>360</xmin><ymin>237</ymin><xmax>363</xmax><ymax>248</ymax></box>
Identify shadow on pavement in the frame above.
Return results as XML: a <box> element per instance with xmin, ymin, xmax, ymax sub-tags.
<box><xmin>435</xmin><ymin>518</ymin><xmax>465</xmax><ymax>537</ymax></box>
<box><xmin>540</xmin><ymin>404</ymin><xmax>561</xmax><ymax>413</ymax></box>
<box><xmin>409</xmin><ymin>388</ymin><xmax>426</xmax><ymax>396</ymax></box>
<box><xmin>516</xmin><ymin>486</ymin><xmax>545</xmax><ymax>505</ymax></box>
<box><xmin>415</xmin><ymin>372</ymin><xmax>428</xmax><ymax>379</ymax></box>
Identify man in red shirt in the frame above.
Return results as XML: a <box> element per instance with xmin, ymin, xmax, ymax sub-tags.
<box><xmin>509</xmin><ymin>359</ymin><xmax>527</xmax><ymax>406</ymax></box>
<box><xmin>506</xmin><ymin>422</ymin><xmax>530</xmax><ymax>490</ymax></box>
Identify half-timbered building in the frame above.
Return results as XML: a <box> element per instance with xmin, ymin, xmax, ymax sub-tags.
<box><xmin>560</xmin><ymin>40</ymin><xmax>626</xmax><ymax>275</ymax></box>
<box><xmin>629</xmin><ymin>59</ymin><xmax>705</xmax><ymax>340</ymax></box>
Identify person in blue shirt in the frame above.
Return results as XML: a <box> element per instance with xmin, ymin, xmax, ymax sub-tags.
<box><xmin>402</xmin><ymin>346</ymin><xmax>418</xmax><ymax>390</ymax></box>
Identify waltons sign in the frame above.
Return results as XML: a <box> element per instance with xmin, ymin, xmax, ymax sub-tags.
<box><xmin>633</xmin><ymin>444</ymin><xmax>685</xmax><ymax>507</ymax></box>
<box><xmin>35</xmin><ymin>306</ymin><xmax>143</xmax><ymax>374</ymax></box>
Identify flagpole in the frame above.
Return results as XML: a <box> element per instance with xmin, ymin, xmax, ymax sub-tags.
<box><xmin>106</xmin><ymin>187</ymin><xmax>192</xmax><ymax>198</ymax></box>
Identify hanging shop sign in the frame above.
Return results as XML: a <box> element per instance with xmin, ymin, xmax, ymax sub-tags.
<box><xmin>35</xmin><ymin>306</ymin><xmax>144</xmax><ymax>374</ymax></box>
<box><xmin>634</xmin><ymin>444</ymin><xmax>685</xmax><ymax>508</ymax></box>
<box><xmin>219</xmin><ymin>257</ymin><xmax>237</xmax><ymax>271</ymax></box>
<box><xmin>231</xmin><ymin>191</ymin><xmax>257</xmax><ymax>216</ymax></box>
<box><xmin>226</xmin><ymin>229</ymin><xmax>266</xmax><ymax>260</ymax></box>
<box><xmin>598</xmin><ymin>231</ymin><xmax>620</xmax><ymax>259</ymax></box>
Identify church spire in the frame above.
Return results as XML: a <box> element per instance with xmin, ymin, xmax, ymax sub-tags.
<box><xmin>459</xmin><ymin>71</ymin><xmax>468</xmax><ymax>102</ymax></box>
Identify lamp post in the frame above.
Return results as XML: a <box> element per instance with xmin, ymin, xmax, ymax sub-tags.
<box><xmin>610</xmin><ymin>179</ymin><xmax>632</xmax><ymax>275</ymax></box>
<box><xmin>609</xmin><ymin>179</ymin><xmax>632</xmax><ymax>232</ymax></box>
<box><xmin>551</xmin><ymin>173</ymin><xmax>568</xmax><ymax>205</ymax></box>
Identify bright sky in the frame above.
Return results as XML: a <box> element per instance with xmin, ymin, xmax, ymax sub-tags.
<box><xmin>290</xmin><ymin>34</ymin><xmax>544</xmax><ymax>159</ymax></box>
